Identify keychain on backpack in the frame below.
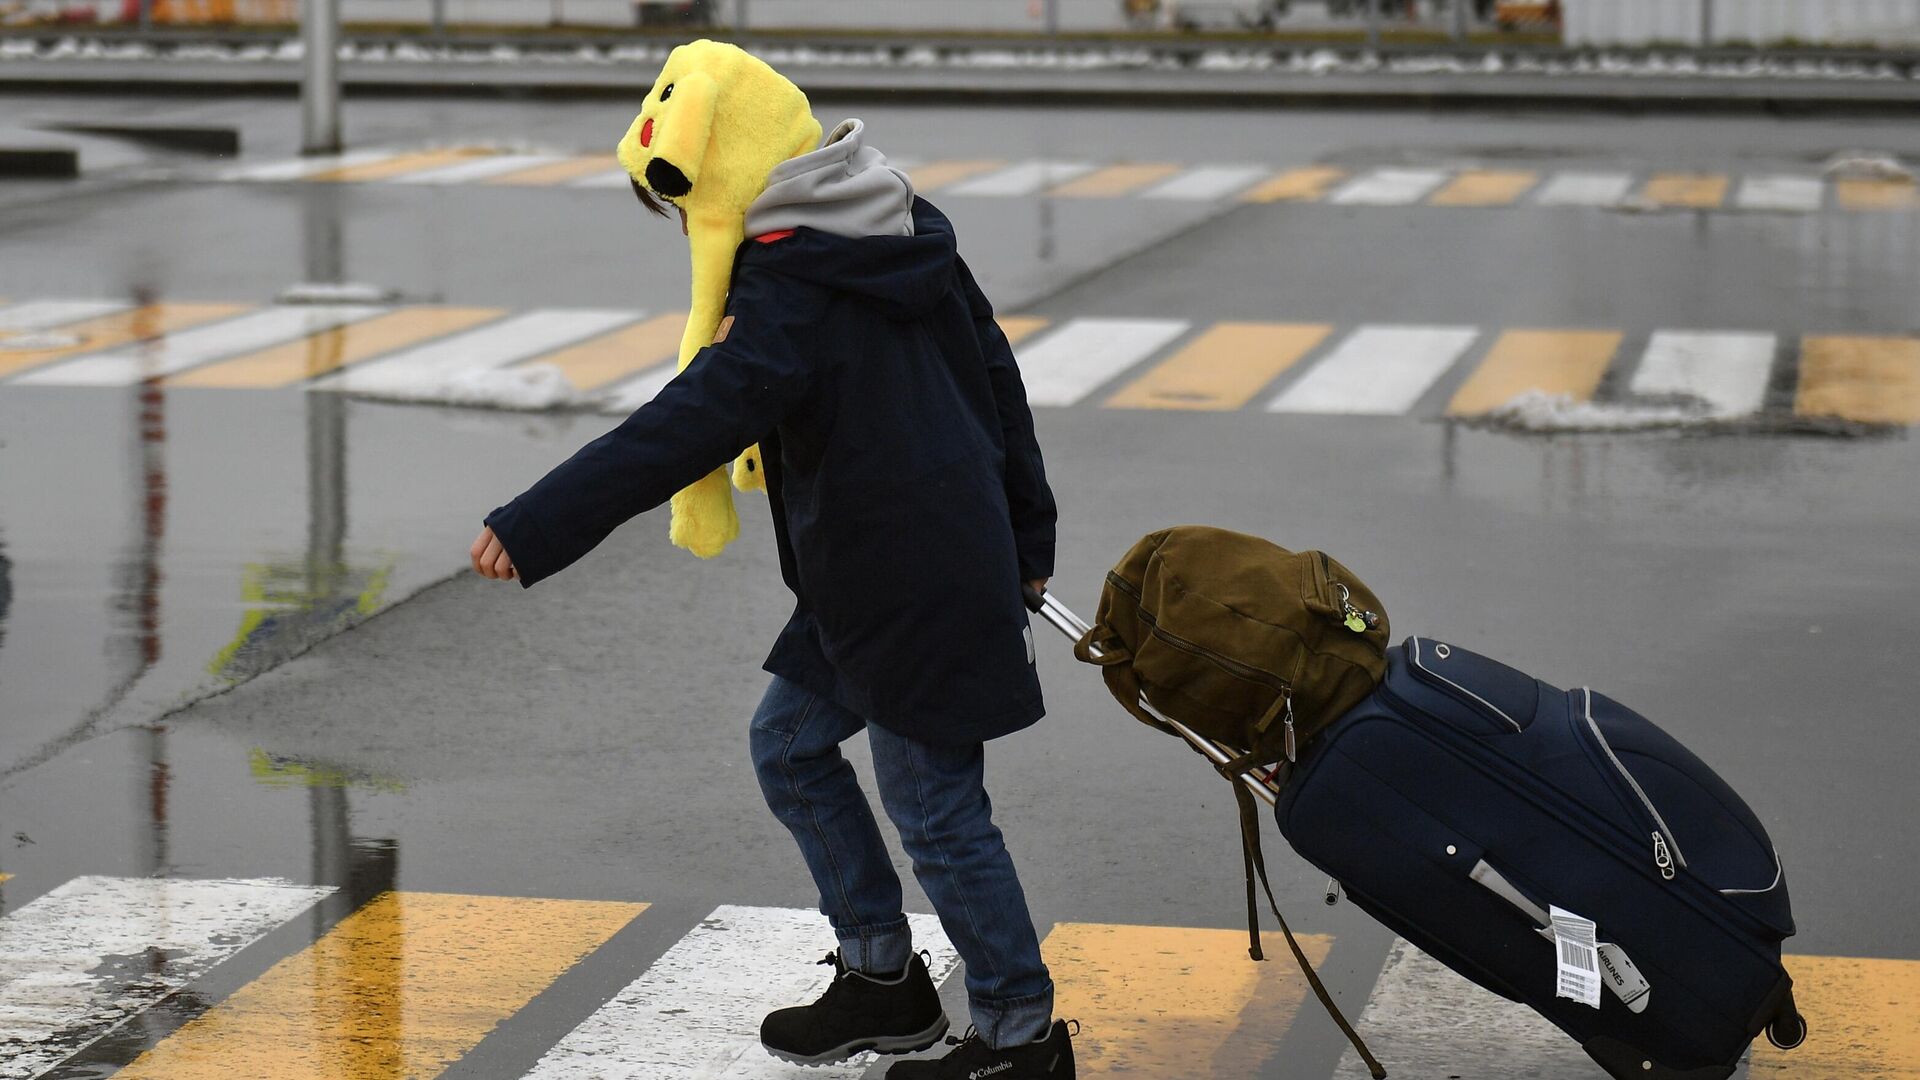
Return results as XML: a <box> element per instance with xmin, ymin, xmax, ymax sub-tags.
<box><xmin>1335</xmin><ymin>584</ymin><xmax>1380</xmax><ymax>634</ymax></box>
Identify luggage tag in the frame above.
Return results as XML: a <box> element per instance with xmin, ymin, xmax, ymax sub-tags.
<box><xmin>1470</xmin><ymin>861</ymin><xmax>1652</xmax><ymax>1013</ymax></box>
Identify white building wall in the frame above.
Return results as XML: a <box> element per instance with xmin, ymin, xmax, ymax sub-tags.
<box><xmin>1564</xmin><ymin>0</ymin><xmax>1920</xmax><ymax>47</ymax></box>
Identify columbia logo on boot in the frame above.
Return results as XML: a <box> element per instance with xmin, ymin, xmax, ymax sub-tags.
<box><xmin>969</xmin><ymin>1063</ymin><xmax>1013</xmax><ymax>1080</ymax></box>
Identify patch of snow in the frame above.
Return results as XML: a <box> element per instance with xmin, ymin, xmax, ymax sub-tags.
<box><xmin>345</xmin><ymin>363</ymin><xmax>578</xmax><ymax>411</ymax></box>
<box><xmin>1477</xmin><ymin>391</ymin><xmax>1704</xmax><ymax>432</ymax></box>
<box><xmin>277</xmin><ymin>281</ymin><xmax>397</xmax><ymax>305</ymax></box>
<box><xmin>1823</xmin><ymin>151</ymin><xmax>1913</xmax><ymax>181</ymax></box>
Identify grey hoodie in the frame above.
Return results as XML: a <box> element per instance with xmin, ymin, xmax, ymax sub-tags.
<box><xmin>744</xmin><ymin>118</ymin><xmax>917</xmax><ymax>241</ymax></box>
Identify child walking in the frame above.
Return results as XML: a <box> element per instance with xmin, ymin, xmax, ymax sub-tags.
<box><xmin>469</xmin><ymin>41</ymin><xmax>1074</xmax><ymax>1079</ymax></box>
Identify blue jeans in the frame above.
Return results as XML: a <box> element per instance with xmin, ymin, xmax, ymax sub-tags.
<box><xmin>749</xmin><ymin>675</ymin><xmax>1054</xmax><ymax>1049</ymax></box>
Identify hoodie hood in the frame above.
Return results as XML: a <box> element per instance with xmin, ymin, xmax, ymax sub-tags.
<box><xmin>740</xmin><ymin>120</ymin><xmax>957</xmax><ymax>320</ymax></box>
<box><xmin>745</xmin><ymin>118</ymin><xmax>915</xmax><ymax>240</ymax></box>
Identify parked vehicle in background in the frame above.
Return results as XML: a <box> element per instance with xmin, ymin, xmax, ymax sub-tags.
<box><xmin>1169</xmin><ymin>0</ymin><xmax>1290</xmax><ymax>31</ymax></box>
<box><xmin>633</xmin><ymin>0</ymin><xmax>710</xmax><ymax>27</ymax></box>
<box><xmin>1494</xmin><ymin>0</ymin><xmax>1560</xmax><ymax>31</ymax></box>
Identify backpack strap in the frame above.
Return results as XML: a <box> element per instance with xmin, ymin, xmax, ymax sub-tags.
<box><xmin>1075</xmin><ymin>628</ymin><xmax>1180</xmax><ymax>739</ymax></box>
<box><xmin>1233</xmin><ymin>780</ymin><xmax>1388</xmax><ymax>1080</ymax></box>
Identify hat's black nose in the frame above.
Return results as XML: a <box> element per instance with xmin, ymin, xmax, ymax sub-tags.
<box><xmin>645</xmin><ymin>158</ymin><xmax>692</xmax><ymax>198</ymax></box>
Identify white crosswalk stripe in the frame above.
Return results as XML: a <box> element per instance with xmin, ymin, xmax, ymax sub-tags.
<box><xmin>600</xmin><ymin>361</ymin><xmax>682</xmax><ymax>415</ymax></box>
<box><xmin>1329</xmin><ymin>169</ymin><xmax>1451</xmax><ymax>206</ymax></box>
<box><xmin>523</xmin><ymin>905</ymin><xmax>960</xmax><ymax>1080</ymax></box>
<box><xmin>571</xmin><ymin>167</ymin><xmax>636</xmax><ymax>188</ymax></box>
<box><xmin>945</xmin><ymin>162</ymin><xmax>1097</xmax><ymax>197</ymax></box>
<box><xmin>215</xmin><ymin>148</ymin><xmax>400</xmax><ymax>182</ymax></box>
<box><xmin>1269</xmin><ymin>325</ymin><xmax>1479</xmax><ymax>414</ymax></box>
<box><xmin>1333</xmin><ymin>939</ymin><xmax>1603</xmax><ymax>1079</ymax></box>
<box><xmin>1534</xmin><ymin>172</ymin><xmax>1637</xmax><ymax>207</ymax></box>
<box><xmin>11</xmin><ymin>305</ymin><xmax>385</xmax><ymax>386</ymax></box>
<box><xmin>1630</xmin><ymin>331</ymin><xmax>1778</xmax><ymax>418</ymax></box>
<box><xmin>1140</xmin><ymin>165</ymin><xmax>1272</xmax><ymax>201</ymax></box>
<box><xmin>0</xmin><ymin>300</ymin><xmax>132</xmax><ymax>334</ymax></box>
<box><xmin>1016</xmin><ymin>318</ymin><xmax>1192</xmax><ymax>408</ymax></box>
<box><xmin>315</xmin><ymin>309</ymin><xmax>639</xmax><ymax>397</ymax></box>
<box><xmin>0</xmin><ymin>876</ymin><xmax>332</xmax><ymax>1079</ymax></box>
<box><xmin>388</xmin><ymin>153</ymin><xmax>567</xmax><ymax>185</ymax></box>
<box><xmin>1735</xmin><ymin>176</ymin><xmax>1826</xmax><ymax>213</ymax></box>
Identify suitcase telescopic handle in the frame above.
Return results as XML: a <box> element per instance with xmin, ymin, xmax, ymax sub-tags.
<box><xmin>1024</xmin><ymin>585</ymin><xmax>1280</xmax><ymax>808</ymax></box>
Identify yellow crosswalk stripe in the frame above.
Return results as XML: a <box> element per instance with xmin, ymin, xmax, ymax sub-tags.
<box><xmin>1642</xmin><ymin>173</ymin><xmax>1731</xmax><ymax>209</ymax></box>
<box><xmin>0</xmin><ymin>303</ymin><xmax>248</xmax><ymax>380</ymax></box>
<box><xmin>0</xmin><ymin>872</ymin><xmax>10</xmax><ymax>882</ymax></box>
<box><xmin>1749</xmin><ymin>954</ymin><xmax>1920</xmax><ymax>1076</ymax></box>
<box><xmin>1240</xmin><ymin>166</ymin><xmax>1346</xmax><ymax>203</ymax></box>
<box><xmin>1430</xmin><ymin>170</ymin><xmax>1541</xmax><ymax>207</ymax></box>
<box><xmin>310</xmin><ymin>148</ymin><xmax>493</xmax><ymax>183</ymax></box>
<box><xmin>1049</xmin><ymin>163</ymin><xmax>1183</xmax><ymax>198</ymax></box>
<box><xmin>999</xmin><ymin>316</ymin><xmax>1050</xmax><ymax>345</ymax></box>
<box><xmin>113</xmin><ymin>891</ymin><xmax>645</xmax><ymax>1080</ymax></box>
<box><xmin>524</xmin><ymin>311</ymin><xmax>686</xmax><ymax>391</ymax></box>
<box><xmin>167</xmin><ymin>307</ymin><xmax>505</xmax><ymax>388</ymax></box>
<box><xmin>1045</xmin><ymin>922</ymin><xmax>1333</xmax><ymax>1076</ymax></box>
<box><xmin>1796</xmin><ymin>335</ymin><xmax>1920</xmax><ymax>424</ymax></box>
<box><xmin>486</xmin><ymin>154</ymin><xmax>621</xmax><ymax>186</ymax></box>
<box><xmin>1107</xmin><ymin>321</ymin><xmax>1331</xmax><ymax>410</ymax></box>
<box><xmin>908</xmin><ymin>160</ymin><xmax>1006</xmax><ymax>193</ymax></box>
<box><xmin>1446</xmin><ymin>329</ymin><xmax>1623</xmax><ymax>416</ymax></box>
<box><xmin>1835</xmin><ymin>178</ymin><xmax>1920</xmax><ymax>210</ymax></box>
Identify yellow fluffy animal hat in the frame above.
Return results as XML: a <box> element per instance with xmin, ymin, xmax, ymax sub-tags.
<box><xmin>617</xmin><ymin>40</ymin><xmax>822</xmax><ymax>558</ymax></box>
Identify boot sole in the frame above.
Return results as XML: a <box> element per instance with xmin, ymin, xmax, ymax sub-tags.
<box><xmin>763</xmin><ymin>1014</ymin><xmax>951</xmax><ymax>1067</ymax></box>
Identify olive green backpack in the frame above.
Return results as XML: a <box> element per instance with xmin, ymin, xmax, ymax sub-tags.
<box><xmin>1071</xmin><ymin>525</ymin><xmax>1391</xmax><ymax>1078</ymax></box>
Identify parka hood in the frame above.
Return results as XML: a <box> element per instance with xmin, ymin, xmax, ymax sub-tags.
<box><xmin>741</xmin><ymin>119</ymin><xmax>955</xmax><ymax>319</ymax></box>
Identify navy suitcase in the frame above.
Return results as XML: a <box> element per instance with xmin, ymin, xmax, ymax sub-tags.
<box><xmin>1275</xmin><ymin>636</ymin><xmax>1805</xmax><ymax>1079</ymax></box>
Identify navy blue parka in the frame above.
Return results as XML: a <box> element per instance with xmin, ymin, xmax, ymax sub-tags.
<box><xmin>485</xmin><ymin>199</ymin><xmax>1057</xmax><ymax>744</ymax></box>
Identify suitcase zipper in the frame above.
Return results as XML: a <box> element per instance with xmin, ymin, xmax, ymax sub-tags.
<box><xmin>1580</xmin><ymin>689</ymin><xmax>1690</xmax><ymax>880</ymax></box>
<box><xmin>1105</xmin><ymin>573</ymin><xmax>1299</xmax><ymax>758</ymax></box>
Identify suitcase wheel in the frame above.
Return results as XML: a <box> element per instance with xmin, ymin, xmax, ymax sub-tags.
<box><xmin>1766</xmin><ymin>1010</ymin><xmax>1808</xmax><ymax>1051</ymax></box>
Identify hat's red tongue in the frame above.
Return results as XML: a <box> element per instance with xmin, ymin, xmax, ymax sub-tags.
<box><xmin>640</xmin><ymin>118</ymin><xmax>654</xmax><ymax>148</ymax></box>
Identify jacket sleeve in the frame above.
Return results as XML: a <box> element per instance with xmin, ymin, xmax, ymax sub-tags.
<box><xmin>956</xmin><ymin>255</ymin><xmax>1058</xmax><ymax>582</ymax></box>
<box><xmin>484</xmin><ymin>265</ymin><xmax>818</xmax><ymax>587</ymax></box>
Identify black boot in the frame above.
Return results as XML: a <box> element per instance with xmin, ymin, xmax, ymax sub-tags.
<box><xmin>760</xmin><ymin>950</ymin><xmax>949</xmax><ymax>1066</ymax></box>
<box><xmin>886</xmin><ymin>1019</ymin><xmax>1077</xmax><ymax>1079</ymax></box>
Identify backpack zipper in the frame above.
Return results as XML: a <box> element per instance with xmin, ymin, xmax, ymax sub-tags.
<box><xmin>1581</xmin><ymin>689</ymin><xmax>1689</xmax><ymax>880</ymax></box>
<box><xmin>1105</xmin><ymin>572</ymin><xmax>1298</xmax><ymax>759</ymax></box>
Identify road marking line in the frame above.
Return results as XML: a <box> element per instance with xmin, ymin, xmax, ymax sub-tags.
<box><xmin>1141</xmin><ymin>165</ymin><xmax>1270</xmax><ymax>201</ymax></box>
<box><xmin>316</xmin><ymin>309</ymin><xmax>638</xmax><ymax>396</ymax></box>
<box><xmin>1796</xmin><ymin>335</ymin><xmax>1920</xmax><ymax>424</ymax></box>
<box><xmin>167</xmin><ymin>307</ymin><xmax>506</xmax><ymax>388</ymax></box>
<box><xmin>1430</xmin><ymin>170</ymin><xmax>1541</xmax><ymax>207</ymax></box>
<box><xmin>570</xmin><ymin>166</ymin><xmax>639</xmax><ymax>188</ymax></box>
<box><xmin>1641</xmin><ymin>173</ymin><xmax>1732</xmax><ymax>209</ymax></box>
<box><xmin>0</xmin><ymin>302</ymin><xmax>246</xmax><ymax>380</ymax></box>
<box><xmin>1332</xmin><ymin>938</ymin><xmax>1596</xmax><ymax>1078</ymax></box>
<box><xmin>486</xmin><ymin>155</ymin><xmax>621</xmax><ymax>186</ymax></box>
<box><xmin>906</xmin><ymin>160</ymin><xmax>1006</xmax><ymax>193</ymax></box>
<box><xmin>0</xmin><ymin>876</ymin><xmax>333</xmax><ymax>1079</ymax></box>
<box><xmin>1533</xmin><ymin>172</ymin><xmax>1635</xmax><ymax>207</ymax></box>
<box><xmin>1048</xmin><ymin>163</ymin><xmax>1182</xmax><ymax>198</ymax></box>
<box><xmin>1329</xmin><ymin>169</ymin><xmax>1452</xmax><ymax>206</ymax></box>
<box><xmin>1748</xmin><ymin>954</ymin><xmax>1920</xmax><ymax>1075</ymax></box>
<box><xmin>114</xmin><ymin>892</ymin><xmax>644</xmax><ymax>1080</ymax></box>
<box><xmin>389</xmin><ymin>153</ymin><xmax>566</xmax><ymax>185</ymax></box>
<box><xmin>1045</xmin><ymin>922</ymin><xmax>1333</xmax><ymax>1077</ymax></box>
<box><xmin>0</xmin><ymin>873</ymin><xmax>9</xmax><ymax>883</ymax></box>
<box><xmin>600</xmin><ymin>362</ymin><xmax>680</xmax><ymax>414</ymax></box>
<box><xmin>308</xmin><ymin>147</ymin><xmax>493</xmax><ymax>183</ymax></box>
<box><xmin>0</xmin><ymin>299</ymin><xmax>132</xmax><ymax>334</ymax></box>
<box><xmin>946</xmin><ymin>162</ymin><xmax>1097</xmax><ymax>197</ymax></box>
<box><xmin>13</xmin><ymin>305</ymin><xmax>386</xmax><ymax>386</ymax></box>
<box><xmin>1240</xmin><ymin>166</ymin><xmax>1347</xmax><ymax>203</ymax></box>
<box><xmin>1106</xmin><ymin>321</ymin><xmax>1331</xmax><ymax>411</ymax></box>
<box><xmin>1446</xmin><ymin>329</ymin><xmax>1623</xmax><ymax>416</ymax></box>
<box><xmin>523</xmin><ymin>311</ymin><xmax>685</xmax><ymax>391</ymax></box>
<box><xmin>523</xmin><ymin>905</ymin><xmax>959</xmax><ymax>1079</ymax></box>
<box><xmin>1736</xmin><ymin>175</ymin><xmax>1826</xmax><ymax>213</ymax></box>
<box><xmin>1269</xmin><ymin>325</ymin><xmax>1479</xmax><ymax>415</ymax></box>
<box><xmin>998</xmin><ymin>316</ymin><xmax>1050</xmax><ymax>345</ymax></box>
<box><xmin>1016</xmin><ymin>318</ymin><xmax>1192</xmax><ymax>407</ymax></box>
<box><xmin>1630</xmin><ymin>330</ymin><xmax>1777</xmax><ymax>418</ymax></box>
<box><xmin>217</xmin><ymin>148</ymin><xmax>399</xmax><ymax>182</ymax></box>
<box><xmin>1835</xmin><ymin>178</ymin><xmax>1920</xmax><ymax>210</ymax></box>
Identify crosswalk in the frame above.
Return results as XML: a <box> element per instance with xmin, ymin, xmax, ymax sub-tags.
<box><xmin>207</xmin><ymin>148</ymin><xmax>1920</xmax><ymax>214</ymax></box>
<box><xmin>1</xmin><ymin>875</ymin><xmax>1913</xmax><ymax>1079</ymax></box>
<box><xmin>4</xmin><ymin>298</ymin><xmax>1916</xmax><ymax>428</ymax></box>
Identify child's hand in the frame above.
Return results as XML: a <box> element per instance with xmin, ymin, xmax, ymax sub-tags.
<box><xmin>470</xmin><ymin>526</ymin><xmax>518</xmax><ymax>581</ymax></box>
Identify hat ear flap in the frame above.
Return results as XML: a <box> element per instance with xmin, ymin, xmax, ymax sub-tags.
<box><xmin>645</xmin><ymin>69</ymin><xmax>718</xmax><ymax>197</ymax></box>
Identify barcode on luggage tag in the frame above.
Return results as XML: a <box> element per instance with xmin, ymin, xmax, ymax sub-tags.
<box><xmin>1550</xmin><ymin>904</ymin><xmax>1603</xmax><ymax>1009</ymax></box>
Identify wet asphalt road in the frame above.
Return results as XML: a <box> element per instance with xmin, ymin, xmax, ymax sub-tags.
<box><xmin>1</xmin><ymin>92</ymin><xmax>1918</xmax><ymax>1077</ymax></box>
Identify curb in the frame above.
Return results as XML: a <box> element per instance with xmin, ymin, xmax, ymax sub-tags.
<box><xmin>34</xmin><ymin>121</ymin><xmax>240</xmax><ymax>154</ymax></box>
<box><xmin>0</xmin><ymin>145</ymin><xmax>79</xmax><ymax>177</ymax></box>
